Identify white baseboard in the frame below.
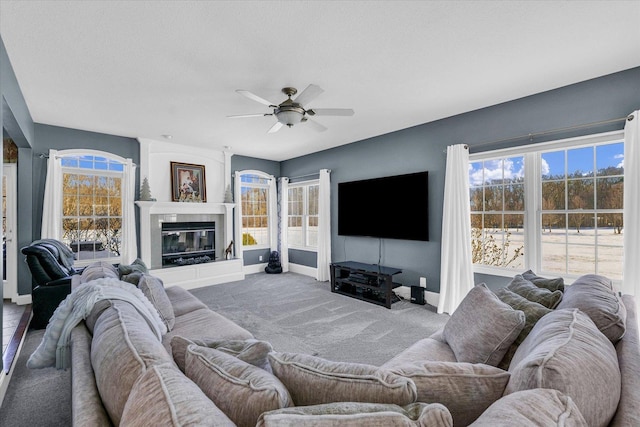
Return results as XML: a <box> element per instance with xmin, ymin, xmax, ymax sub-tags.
<box><xmin>243</xmin><ymin>263</ymin><xmax>268</xmax><ymax>275</ymax></box>
<box><xmin>12</xmin><ymin>294</ymin><xmax>32</xmax><ymax>305</ymax></box>
<box><xmin>288</xmin><ymin>263</ymin><xmax>317</xmax><ymax>278</ymax></box>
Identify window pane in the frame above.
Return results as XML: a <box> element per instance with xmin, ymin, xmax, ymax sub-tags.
<box><xmin>504</xmin><ymin>184</ymin><xmax>524</xmax><ymax>211</ymax></box>
<box><xmin>469</xmin><ymin>161</ymin><xmax>484</xmax><ymax>186</ymax></box>
<box><xmin>568</xmin><ymin>213</ymin><xmax>594</xmax><ymax>237</ymax></box>
<box><xmin>567</xmin><ymin>179</ymin><xmax>594</xmax><ymax>209</ymax></box>
<box><xmin>504</xmin><ymin>156</ymin><xmax>524</xmax><ymax>184</ymax></box>
<box><xmin>568</xmin><ymin>244</ymin><xmax>595</xmax><ymax>276</ymax></box>
<box><xmin>596</xmin><ymin>177</ymin><xmax>623</xmax><ymax>210</ymax></box>
<box><xmin>308</xmin><ymin>185</ymin><xmax>319</xmax><ymax>215</ymax></box>
<box><xmin>568</xmin><ymin>147</ymin><xmax>594</xmax><ymax>177</ymax></box>
<box><xmin>470</xmin><ymin>187</ymin><xmax>483</xmax><ymax>211</ymax></box>
<box><xmin>597</xmin><ymin>213</ymin><xmax>623</xmax><ymax>234</ymax></box>
<box><xmin>596</xmin><ymin>245</ymin><xmax>623</xmax><ymax>280</ymax></box>
<box><xmin>541</xmin><ymin>151</ymin><xmax>565</xmax><ymax>180</ymax></box>
<box><xmin>541</xmin><ymin>242</ymin><xmax>566</xmax><ymax>275</ymax></box>
<box><xmin>542</xmin><ymin>181</ymin><xmax>565</xmax><ymax>210</ymax></box>
<box><xmin>483</xmin><ymin>159</ymin><xmax>504</xmax><ymax>184</ymax></box>
<box><xmin>596</xmin><ymin>142</ymin><xmax>624</xmax><ymax>176</ymax></box>
<box><xmin>542</xmin><ymin>213</ymin><xmax>566</xmax><ymax>234</ymax></box>
<box><xmin>484</xmin><ymin>186</ymin><xmax>503</xmax><ymax>211</ymax></box>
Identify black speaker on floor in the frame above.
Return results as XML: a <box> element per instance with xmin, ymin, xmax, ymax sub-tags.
<box><xmin>410</xmin><ymin>286</ymin><xmax>425</xmax><ymax>305</ymax></box>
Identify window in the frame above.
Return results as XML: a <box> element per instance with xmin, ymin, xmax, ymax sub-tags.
<box><xmin>240</xmin><ymin>173</ymin><xmax>271</xmax><ymax>248</ymax></box>
<box><xmin>60</xmin><ymin>153</ymin><xmax>125</xmax><ymax>265</ymax></box>
<box><xmin>469</xmin><ymin>131</ymin><xmax>624</xmax><ymax>283</ymax></box>
<box><xmin>288</xmin><ymin>181</ymin><xmax>319</xmax><ymax>249</ymax></box>
<box><xmin>469</xmin><ymin>157</ymin><xmax>525</xmax><ymax>269</ymax></box>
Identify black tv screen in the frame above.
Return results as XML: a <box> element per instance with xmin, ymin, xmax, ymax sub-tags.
<box><xmin>338</xmin><ymin>171</ymin><xmax>429</xmax><ymax>241</ymax></box>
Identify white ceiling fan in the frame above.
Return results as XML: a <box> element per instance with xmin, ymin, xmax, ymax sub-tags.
<box><xmin>228</xmin><ymin>84</ymin><xmax>354</xmax><ymax>133</ymax></box>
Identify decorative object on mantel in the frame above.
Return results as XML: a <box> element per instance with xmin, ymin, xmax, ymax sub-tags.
<box><xmin>171</xmin><ymin>161</ymin><xmax>207</xmax><ymax>203</ymax></box>
<box><xmin>225</xmin><ymin>241</ymin><xmax>234</xmax><ymax>260</ymax></box>
<box><xmin>139</xmin><ymin>177</ymin><xmax>156</xmax><ymax>201</ymax></box>
<box><xmin>224</xmin><ymin>184</ymin><xmax>233</xmax><ymax>203</ymax></box>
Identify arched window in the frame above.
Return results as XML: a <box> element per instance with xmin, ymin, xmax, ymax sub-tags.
<box><xmin>42</xmin><ymin>149</ymin><xmax>137</xmax><ymax>265</ymax></box>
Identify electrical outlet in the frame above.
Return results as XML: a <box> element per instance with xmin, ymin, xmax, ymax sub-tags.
<box><xmin>420</xmin><ymin>277</ymin><xmax>427</xmax><ymax>288</ymax></box>
<box><xmin>259</xmin><ymin>255</ymin><xmax>263</xmax><ymax>262</ymax></box>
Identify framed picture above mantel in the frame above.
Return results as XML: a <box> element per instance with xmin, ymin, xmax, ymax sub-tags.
<box><xmin>171</xmin><ymin>161</ymin><xmax>207</xmax><ymax>202</ymax></box>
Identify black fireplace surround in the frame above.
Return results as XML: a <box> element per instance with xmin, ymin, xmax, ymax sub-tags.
<box><xmin>161</xmin><ymin>221</ymin><xmax>215</xmax><ymax>267</ymax></box>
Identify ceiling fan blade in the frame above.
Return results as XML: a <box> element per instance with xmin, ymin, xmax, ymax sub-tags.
<box><xmin>227</xmin><ymin>113</ymin><xmax>272</xmax><ymax>119</ymax></box>
<box><xmin>307</xmin><ymin>108</ymin><xmax>354</xmax><ymax>116</ymax></box>
<box><xmin>236</xmin><ymin>90</ymin><xmax>277</xmax><ymax>107</ymax></box>
<box><xmin>294</xmin><ymin>84</ymin><xmax>324</xmax><ymax>106</ymax></box>
<box><xmin>305</xmin><ymin>118</ymin><xmax>328</xmax><ymax>132</ymax></box>
<box><xmin>268</xmin><ymin>121</ymin><xmax>284</xmax><ymax>133</ymax></box>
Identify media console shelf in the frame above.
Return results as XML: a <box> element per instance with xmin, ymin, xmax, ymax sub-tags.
<box><xmin>330</xmin><ymin>261</ymin><xmax>402</xmax><ymax>309</ymax></box>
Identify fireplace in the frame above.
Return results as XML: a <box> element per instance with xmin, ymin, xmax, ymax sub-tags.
<box><xmin>161</xmin><ymin>221</ymin><xmax>215</xmax><ymax>267</ymax></box>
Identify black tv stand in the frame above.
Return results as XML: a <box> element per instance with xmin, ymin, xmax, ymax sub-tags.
<box><xmin>330</xmin><ymin>261</ymin><xmax>402</xmax><ymax>309</ymax></box>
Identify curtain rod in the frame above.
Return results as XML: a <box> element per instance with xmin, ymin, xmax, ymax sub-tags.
<box><xmin>467</xmin><ymin>114</ymin><xmax>634</xmax><ymax>151</ymax></box>
<box><xmin>37</xmin><ymin>152</ymin><xmax>137</xmax><ymax>166</ymax></box>
<box><xmin>288</xmin><ymin>171</ymin><xmax>330</xmax><ymax>181</ymax></box>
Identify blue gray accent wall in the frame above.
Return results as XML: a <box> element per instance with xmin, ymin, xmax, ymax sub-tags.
<box><xmin>281</xmin><ymin>66</ymin><xmax>640</xmax><ymax>293</ymax></box>
<box><xmin>289</xmin><ymin>249</ymin><xmax>317</xmax><ymax>268</ymax></box>
<box><xmin>1</xmin><ymin>35</ymin><xmax>35</xmax><ymax>371</ymax></box>
<box><xmin>231</xmin><ymin>155</ymin><xmax>280</xmax><ymax>265</ymax></box>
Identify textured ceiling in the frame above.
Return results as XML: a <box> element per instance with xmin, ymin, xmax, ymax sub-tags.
<box><xmin>1</xmin><ymin>1</ymin><xmax>639</xmax><ymax>161</ymax></box>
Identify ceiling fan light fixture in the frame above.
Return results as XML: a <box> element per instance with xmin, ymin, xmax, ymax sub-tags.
<box><xmin>275</xmin><ymin>107</ymin><xmax>305</xmax><ymax>127</ymax></box>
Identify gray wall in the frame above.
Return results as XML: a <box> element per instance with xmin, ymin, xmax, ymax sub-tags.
<box><xmin>1</xmin><ymin>35</ymin><xmax>35</xmax><ymax>371</ymax></box>
<box><xmin>230</xmin><ymin>155</ymin><xmax>280</xmax><ymax>265</ymax></box>
<box><xmin>281</xmin><ymin>66</ymin><xmax>640</xmax><ymax>292</ymax></box>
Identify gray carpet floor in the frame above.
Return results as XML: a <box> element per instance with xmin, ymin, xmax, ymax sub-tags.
<box><xmin>0</xmin><ymin>272</ymin><xmax>449</xmax><ymax>426</ymax></box>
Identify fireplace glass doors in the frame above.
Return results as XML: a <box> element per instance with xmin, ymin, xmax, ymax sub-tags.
<box><xmin>161</xmin><ymin>221</ymin><xmax>215</xmax><ymax>267</ymax></box>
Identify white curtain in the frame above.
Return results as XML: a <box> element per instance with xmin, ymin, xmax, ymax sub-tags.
<box><xmin>41</xmin><ymin>149</ymin><xmax>62</xmax><ymax>239</ymax></box>
<box><xmin>438</xmin><ymin>144</ymin><xmax>474</xmax><ymax>314</ymax></box>
<box><xmin>120</xmin><ymin>158</ymin><xmax>138</xmax><ymax>264</ymax></box>
<box><xmin>623</xmin><ymin>111</ymin><xmax>639</xmax><ymax>296</ymax></box>
<box><xmin>279</xmin><ymin>177</ymin><xmax>290</xmax><ymax>272</ymax></box>
<box><xmin>234</xmin><ymin>172</ymin><xmax>244</xmax><ymax>262</ymax></box>
<box><xmin>316</xmin><ymin>169</ymin><xmax>332</xmax><ymax>281</ymax></box>
<box><xmin>268</xmin><ymin>175</ymin><xmax>278</xmax><ymax>256</ymax></box>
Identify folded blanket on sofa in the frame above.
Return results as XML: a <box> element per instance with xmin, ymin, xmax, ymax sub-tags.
<box><xmin>27</xmin><ymin>277</ymin><xmax>167</xmax><ymax>370</ymax></box>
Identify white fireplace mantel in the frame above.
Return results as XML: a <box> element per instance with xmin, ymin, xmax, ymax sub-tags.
<box><xmin>136</xmin><ymin>201</ymin><xmax>235</xmax><ymax>265</ymax></box>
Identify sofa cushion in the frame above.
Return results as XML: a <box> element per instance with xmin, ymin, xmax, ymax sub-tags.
<box><xmin>90</xmin><ymin>300</ymin><xmax>173</xmax><ymax>425</ymax></box>
<box><xmin>507</xmin><ymin>275</ymin><xmax>563</xmax><ymax>308</ymax></box>
<box><xmin>443</xmin><ymin>284</ymin><xmax>525</xmax><ymax>366</ymax></box>
<box><xmin>164</xmin><ymin>285</ymin><xmax>209</xmax><ymax>316</ymax></box>
<box><xmin>185</xmin><ymin>345</ymin><xmax>292</xmax><ymax>427</ymax></box>
<box><xmin>257</xmin><ymin>402</ymin><xmax>453</xmax><ymax>427</ymax></box>
<box><xmin>84</xmin><ymin>299</ymin><xmax>112</xmax><ymax>334</ymax></box>
<box><xmin>522</xmin><ymin>269</ymin><xmax>565</xmax><ymax>292</ymax></box>
<box><xmin>385</xmin><ymin>360</ymin><xmax>510</xmax><ymax>426</ymax></box>
<box><xmin>469</xmin><ymin>388</ymin><xmax>586</xmax><ymax>426</ymax></box>
<box><xmin>506</xmin><ymin>308</ymin><xmax>621</xmax><ymax>427</ymax></box>
<box><xmin>120</xmin><ymin>363</ymin><xmax>235</xmax><ymax>427</ymax></box>
<box><xmin>161</xmin><ymin>307</ymin><xmax>254</xmax><ymax>352</ymax></box>
<box><xmin>494</xmin><ymin>287</ymin><xmax>552</xmax><ymax>369</ymax></box>
<box><xmin>138</xmin><ymin>274</ymin><xmax>175</xmax><ymax>331</ymax></box>
<box><xmin>556</xmin><ymin>274</ymin><xmax>626</xmax><ymax>343</ymax></box>
<box><xmin>117</xmin><ymin>258</ymin><xmax>148</xmax><ymax>276</ymax></box>
<box><xmin>171</xmin><ymin>335</ymin><xmax>273</xmax><ymax>373</ymax></box>
<box><xmin>383</xmin><ymin>336</ymin><xmax>457</xmax><ymax>367</ymax></box>
<box><xmin>80</xmin><ymin>261</ymin><xmax>119</xmax><ymax>282</ymax></box>
<box><xmin>268</xmin><ymin>352</ymin><xmax>417</xmax><ymax>407</ymax></box>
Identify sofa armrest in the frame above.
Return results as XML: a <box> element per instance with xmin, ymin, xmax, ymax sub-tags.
<box><xmin>71</xmin><ymin>324</ymin><xmax>112</xmax><ymax>426</ymax></box>
<box><xmin>610</xmin><ymin>295</ymin><xmax>640</xmax><ymax>427</ymax></box>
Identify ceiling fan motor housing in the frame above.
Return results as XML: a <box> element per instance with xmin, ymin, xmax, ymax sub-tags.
<box><xmin>275</xmin><ymin>94</ymin><xmax>306</xmax><ymax>126</ymax></box>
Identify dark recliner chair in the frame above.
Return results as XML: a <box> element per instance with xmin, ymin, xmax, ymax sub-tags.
<box><xmin>21</xmin><ymin>240</ymin><xmax>83</xmax><ymax>329</ymax></box>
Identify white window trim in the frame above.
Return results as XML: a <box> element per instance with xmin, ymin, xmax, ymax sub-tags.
<box><xmin>56</xmin><ymin>149</ymin><xmax>131</xmax><ymax>266</ymax></box>
<box><xmin>236</xmin><ymin>169</ymin><xmax>274</xmax><ymax>251</ymax></box>
<box><xmin>288</xmin><ymin>179</ymin><xmax>319</xmax><ymax>252</ymax></box>
<box><xmin>470</xmin><ymin>129</ymin><xmax>624</xmax><ymax>286</ymax></box>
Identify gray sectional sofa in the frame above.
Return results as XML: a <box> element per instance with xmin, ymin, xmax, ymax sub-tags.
<box><xmin>66</xmin><ymin>262</ymin><xmax>639</xmax><ymax>426</ymax></box>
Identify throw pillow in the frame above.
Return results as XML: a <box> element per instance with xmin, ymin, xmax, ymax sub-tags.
<box><xmin>121</xmin><ymin>271</ymin><xmax>143</xmax><ymax>286</ymax></box>
<box><xmin>507</xmin><ymin>275</ymin><xmax>563</xmax><ymax>308</ymax></box>
<box><xmin>442</xmin><ymin>283</ymin><xmax>525</xmax><ymax>366</ymax></box>
<box><xmin>171</xmin><ymin>335</ymin><xmax>273</xmax><ymax>373</ymax></box>
<box><xmin>556</xmin><ymin>274</ymin><xmax>626</xmax><ymax>343</ymax></box>
<box><xmin>469</xmin><ymin>388</ymin><xmax>586</xmax><ymax>426</ymax></box>
<box><xmin>494</xmin><ymin>287</ymin><xmax>552</xmax><ymax>369</ymax></box>
<box><xmin>80</xmin><ymin>261</ymin><xmax>119</xmax><ymax>283</ymax></box>
<box><xmin>506</xmin><ymin>308</ymin><xmax>621</xmax><ymax>427</ymax></box>
<box><xmin>120</xmin><ymin>363</ymin><xmax>235</xmax><ymax>427</ymax></box>
<box><xmin>257</xmin><ymin>402</ymin><xmax>453</xmax><ymax>427</ymax></box>
<box><xmin>117</xmin><ymin>258</ymin><xmax>148</xmax><ymax>277</ymax></box>
<box><xmin>268</xmin><ymin>352</ymin><xmax>417</xmax><ymax>407</ymax></box>
<box><xmin>138</xmin><ymin>274</ymin><xmax>175</xmax><ymax>331</ymax></box>
<box><xmin>522</xmin><ymin>269</ymin><xmax>565</xmax><ymax>292</ymax></box>
<box><xmin>184</xmin><ymin>345</ymin><xmax>292</xmax><ymax>427</ymax></box>
<box><xmin>386</xmin><ymin>360</ymin><xmax>510</xmax><ymax>426</ymax></box>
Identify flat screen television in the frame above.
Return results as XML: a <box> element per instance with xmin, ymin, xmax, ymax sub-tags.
<box><xmin>338</xmin><ymin>171</ymin><xmax>429</xmax><ymax>241</ymax></box>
